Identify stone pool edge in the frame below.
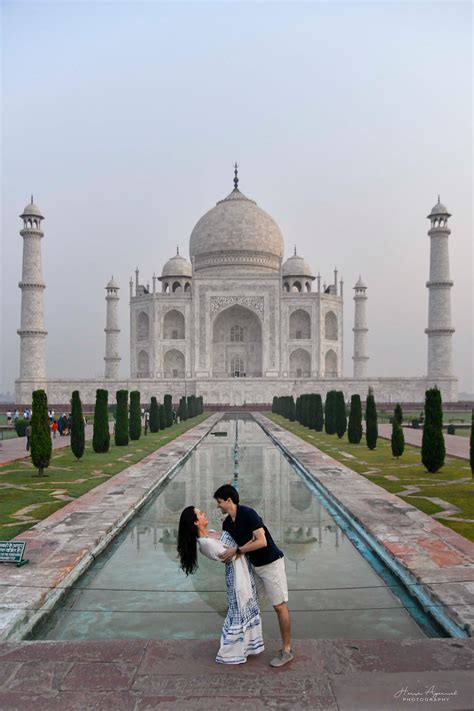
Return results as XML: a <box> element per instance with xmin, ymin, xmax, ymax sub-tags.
<box><xmin>254</xmin><ymin>413</ymin><xmax>474</xmax><ymax>638</ymax></box>
<box><xmin>0</xmin><ymin>413</ymin><xmax>222</xmax><ymax>641</ymax></box>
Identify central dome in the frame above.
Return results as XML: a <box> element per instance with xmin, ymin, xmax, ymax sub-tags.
<box><xmin>189</xmin><ymin>186</ymin><xmax>284</xmax><ymax>273</ymax></box>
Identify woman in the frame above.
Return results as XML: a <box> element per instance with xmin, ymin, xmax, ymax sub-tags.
<box><xmin>177</xmin><ymin>505</ymin><xmax>264</xmax><ymax>664</ymax></box>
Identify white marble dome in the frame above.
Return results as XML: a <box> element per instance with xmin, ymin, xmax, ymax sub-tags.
<box><xmin>189</xmin><ymin>187</ymin><xmax>284</xmax><ymax>273</ymax></box>
<box><xmin>429</xmin><ymin>197</ymin><xmax>450</xmax><ymax>216</ymax></box>
<box><xmin>161</xmin><ymin>252</ymin><xmax>192</xmax><ymax>278</ymax></box>
<box><xmin>282</xmin><ymin>252</ymin><xmax>313</xmax><ymax>278</ymax></box>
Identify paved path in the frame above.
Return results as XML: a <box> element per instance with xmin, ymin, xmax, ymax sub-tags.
<box><xmin>0</xmin><ymin>424</ymin><xmax>105</xmax><ymax>466</ymax></box>
<box><xmin>0</xmin><ymin>637</ymin><xmax>473</xmax><ymax>710</ymax></box>
<box><xmin>377</xmin><ymin>424</ymin><xmax>470</xmax><ymax>460</ymax></box>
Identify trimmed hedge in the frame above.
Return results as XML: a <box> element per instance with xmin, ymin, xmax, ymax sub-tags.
<box><xmin>115</xmin><ymin>390</ymin><xmax>129</xmax><ymax>446</ymax></box>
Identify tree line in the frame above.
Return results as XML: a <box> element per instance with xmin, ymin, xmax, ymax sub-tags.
<box><xmin>272</xmin><ymin>387</ymin><xmax>472</xmax><ymax>475</ymax></box>
<box><xmin>27</xmin><ymin>389</ymin><xmax>204</xmax><ymax>477</ymax></box>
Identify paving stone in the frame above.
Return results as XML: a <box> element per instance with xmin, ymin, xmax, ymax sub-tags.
<box><xmin>2</xmin><ymin>660</ymin><xmax>71</xmax><ymax>693</ymax></box>
<box><xmin>0</xmin><ymin>639</ymin><xmax>147</xmax><ymax>664</ymax></box>
<box><xmin>60</xmin><ymin>661</ymin><xmax>138</xmax><ymax>691</ymax></box>
<box><xmin>318</xmin><ymin>638</ymin><xmax>474</xmax><ymax>674</ymax></box>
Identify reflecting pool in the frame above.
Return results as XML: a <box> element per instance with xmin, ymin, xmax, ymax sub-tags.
<box><xmin>37</xmin><ymin>415</ymin><xmax>431</xmax><ymax>640</ymax></box>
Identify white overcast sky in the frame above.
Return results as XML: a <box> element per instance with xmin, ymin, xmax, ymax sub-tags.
<box><xmin>1</xmin><ymin>1</ymin><xmax>472</xmax><ymax>394</ymax></box>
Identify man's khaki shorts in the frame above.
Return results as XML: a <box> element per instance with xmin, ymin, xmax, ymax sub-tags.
<box><xmin>252</xmin><ymin>557</ymin><xmax>288</xmax><ymax>606</ymax></box>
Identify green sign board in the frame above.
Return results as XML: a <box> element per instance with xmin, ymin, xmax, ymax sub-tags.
<box><xmin>0</xmin><ymin>541</ymin><xmax>29</xmax><ymax>567</ymax></box>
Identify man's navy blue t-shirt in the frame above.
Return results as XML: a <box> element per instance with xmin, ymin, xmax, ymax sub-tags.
<box><xmin>222</xmin><ymin>504</ymin><xmax>283</xmax><ymax>567</ymax></box>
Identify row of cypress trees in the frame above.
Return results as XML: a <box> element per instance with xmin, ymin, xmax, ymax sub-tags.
<box><xmin>273</xmin><ymin>390</ymin><xmax>378</xmax><ymax>450</ymax></box>
<box><xmin>273</xmin><ymin>385</ymin><xmax>471</xmax><ymax>474</ymax></box>
<box><xmin>26</xmin><ymin>387</ymin><xmax>206</xmax><ymax>477</ymax></box>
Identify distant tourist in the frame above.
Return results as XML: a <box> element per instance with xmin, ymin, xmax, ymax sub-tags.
<box><xmin>177</xmin><ymin>506</ymin><xmax>264</xmax><ymax>665</ymax></box>
<box><xmin>51</xmin><ymin>420</ymin><xmax>58</xmax><ymax>438</ymax></box>
<box><xmin>26</xmin><ymin>423</ymin><xmax>32</xmax><ymax>451</ymax></box>
<box><xmin>6</xmin><ymin>410</ymin><xmax>12</xmax><ymax>424</ymax></box>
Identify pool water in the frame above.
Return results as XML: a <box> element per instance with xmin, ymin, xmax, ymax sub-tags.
<box><xmin>36</xmin><ymin>415</ymin><xmax>435</xmax><ymax>641</ymax></box>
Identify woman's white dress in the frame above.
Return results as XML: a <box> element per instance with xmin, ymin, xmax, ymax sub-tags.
<box><xmin>197</xmin><ymin>530</ymin><xmax>264</xmax><ymax>664</ymax></box>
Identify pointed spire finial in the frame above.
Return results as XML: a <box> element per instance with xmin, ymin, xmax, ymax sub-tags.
<box><xmin>30</xmin><ymin>195</ymin><xmax>33</xmax><ymax>204</ymax></box>
<box><xmin>176</xmin><ymin>245</ymin><xmax>179</xmax><ymax>256</ymax></box>
<box><xmin>438</xmin><ymin>194</ymin><xmax>441</xmax><ymax>203</ymax></box>
<box><xmin>233</xmin><ymin>162</ymin><xmax>239</xmax><ymax>190</ymax></box>
<box><xmin>294</xmin><ymin>245</ymin><xmax>297</xmax><ymax>256</ymax></box>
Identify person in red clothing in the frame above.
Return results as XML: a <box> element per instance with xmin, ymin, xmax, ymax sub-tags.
<box><xmin>51</xmin><ymin>420</ymin><xmax>58</xmax><ymax>439</ymax></box>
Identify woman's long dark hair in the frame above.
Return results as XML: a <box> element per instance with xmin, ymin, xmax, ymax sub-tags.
<box><xmin>177</xmin><ymin>506</ymin><xmax>198</xmax><ymax>576</ymax></box>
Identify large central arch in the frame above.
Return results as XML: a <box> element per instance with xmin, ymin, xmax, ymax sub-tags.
<box><xmin>212</xmin><ymin>304</ymin><xmax>262</xmax><ymax>377</ymax></box>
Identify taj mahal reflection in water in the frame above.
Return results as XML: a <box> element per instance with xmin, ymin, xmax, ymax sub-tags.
<box><xmin>131</xmin><ymin>416</ymin><xmax>341</xmax><ymax>568</ymax></box>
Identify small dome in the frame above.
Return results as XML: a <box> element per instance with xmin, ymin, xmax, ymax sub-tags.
<box><xmin>161</xmin><ymin>252</ymin><xmax>192</xmax><ymax>279</ymax></box>
<box><xmin>282</xmin><ymin>252</ymin><xmax>314</xmax><ymax>278</ymax></box>
<box><xmin>20</xmin><ymin>197</ymin><xmax>43</xmax><ymax>219</ymax></box>
<box><xmin>106</xmin><ymin>277</ymin><xmax>119</xmax><ymax>289</ymax></box>
<box><xmin>429</xmin><ymin>197</ymin><xmax>450</xmax><ymax>217</ymax></box>
<box><xmin>354</xmin><ymin>276</ymin><xmax>367</xmax><ymax>289</ymax></box>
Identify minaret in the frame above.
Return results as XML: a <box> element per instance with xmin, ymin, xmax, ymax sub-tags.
<box><xmin>104</xmin><ymin>277</ymin><xmax>121</xmax><ymax>378</ymax></box>
<box><xmin>425</xmin><ymin>197</ymin><xmax>454</xmax><ymax>377</ymax></box>
<box><xmin>352</xmin><ymin>276</ymin><xmax>369</xmax><ymax>378</ymax></box>
<box><xmin>17</xmin><ymin>197</ymin><xmax>47</xmax><ymax>382</ymax></box>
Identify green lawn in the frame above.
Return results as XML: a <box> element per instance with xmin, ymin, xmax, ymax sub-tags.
<box><xmin>265</xmin><ymin>413</ymin><xmax>474</xmax><ymax>542</ymax></box>
<box><xmin>0</xmin><ymin>414</ymin><xmax>210</xmax><ymax>541</ymax></box>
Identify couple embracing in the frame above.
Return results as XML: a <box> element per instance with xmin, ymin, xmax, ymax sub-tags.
<box><xmin>177</xmin><ymin>484</ymin><xmax>293</xmax><ymax>667</ymax></box>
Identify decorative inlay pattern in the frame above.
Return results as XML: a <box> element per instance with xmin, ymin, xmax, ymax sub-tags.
<box><xmin>210</xmin><ymin>295</ymin><xmax>264</xmax><ymax>317</ymax></box>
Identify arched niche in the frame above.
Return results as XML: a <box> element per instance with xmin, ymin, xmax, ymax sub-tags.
<box><xmin>184</xmin><ymin>282</ymin><xmax>191</xmax><ymax>292</ymax></box>
<box><xmin>163</xmin><ymin>309</ymin><xmax>185</xmax><ymax>339</ymax></box>
<box><xmin>289</xmin><ymin>348</ymin><xmax>311</xmax><ymax>378</ymax></box>
<box><xmin>325</xmin><ymin>349</ymin><xmax>337</xmax><ymax>377</ymax></box>
<box><xmin>291</xmin><ymin>281</ymin><xmax>302</xmax><ymax>293</ymax></box>
<box><xmin>172</xmin><ymin>281</ymin><xmax>182</xmax><ymax>293</ymax></box>
<box><xmin>283</xmin><ymin>282</ymin><xmax>290</xmax><ymax>293</ymax></box>
<box><xmin>137</xmin><ymin>350</ymin><xmax>149</xmax><ymax>377</ymax></box>
<box><xmin>289</xmin><ymin>309</ymin><xmax>311</xmax><ymax>340</ymax></box>
<box><xmin>163</xmin><ymin>348</ymin><xmax>185</xmax><ymax>378</ymax></box>
<box><xmin>137</xmin><ymin>311</ymin><xmax>149</xmax><ymax>341</ymax></box>
<box><xmin>325</xmin><ymin>311</ymin><xmax>338</xmax><ymax>340</ymax></box>
<box><xmin>212</xmin><ymin>304</ymin><xmax>262</xmax><ymax>377</ymax></box>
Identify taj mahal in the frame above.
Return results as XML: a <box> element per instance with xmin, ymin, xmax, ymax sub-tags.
<box><xmin>15</xmin><ymin>166</ymin><xmax>457</xmax><ymax>404</ymax></box>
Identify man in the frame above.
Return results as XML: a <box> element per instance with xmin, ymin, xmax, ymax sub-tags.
<box><xmin>214</xmin><ymin>484</ymin><xmax>293</xmax><ymax>668</ymax></box>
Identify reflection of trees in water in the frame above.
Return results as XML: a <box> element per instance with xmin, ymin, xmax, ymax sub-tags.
<box><xmin>290</xmin><ymin>480</ymin><xmax>312</xmax><ymax>512</ymax></box>
<box><xmin>164</xmin><ymin>481</ymin><xmax>186</xmax><ymax>513</ymax></box>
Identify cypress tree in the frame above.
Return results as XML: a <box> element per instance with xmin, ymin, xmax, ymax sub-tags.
<box><xmin>314</xmin><ymin>394</ymin><xmax>324</xmax><ymax>432</ymax></box>
<box><xmin>197</xmin><ymin>396</ymin><xmax>203</xmax><ymax>415</ymax></box>
<box><xmin>288</xmin><ymin>395</ymin><xmax>296</xmax><ymax>422</ymax></box>
<box><xmin>348</xmin><ymin>394</ymin><xmax>363</xmax><ymax>444</ymax></box>
<box><xmin>365</xmin><ymin>388</ymin><xmax>378</xmax><ymax>450</ymax></box>
<box><xmin>394</xmin><ymin>403</ymin><xmax>403</xmax><ymax>426</ymax></box>
<box><xmin>335</xmin><ymin>391</ymin><xmax>347</xmax><ymax>439</ymax></box>
<box><xmin>470</xmin><ymin>409</ymin><xmax>473</xmax><ymax>477</ymax></box>
<box><xmin>149</xmin><ymin>396</ymin><xmax>159</xmax><ymax>433</ymax></box>
<box><xmin>93</xmin><ymin>389</ymin><xmax>110</xmax><ymax>453</ymax></box>
<box><xmin>115</xmin><ymin>390</ymin><xmax>129</xmax><ymax>445</ymax></box>
<box><xmin>325</xmin><ymin>391</ymin><xmax>337</xmax><ymax>435</ymax></box>
<box><xmin>295</xmin><ymin>396</ymin><xmax>301</xmax><ymax>423</ymax></box>
<box><xmin>272</xmin><ymin>396</ymin><xmax>278</xmax><ymax>414</ymax></box>
<box><xmin>181</xmin><ymin>396</ymin><xmax>188</xmax><ymax>421</ymax></box>
<box><xmin>129</xmin><ymin>391</ymin><xmax>141</xmax><ymax>440</ymax></box>
<box><xmin>421</xmin><ymin>387</ymin><xmax>445</xmax><ymax>473</ymax></box>
<box><xmin>159</xmin><ymin>403</ymin><xmax>166</xmax><ymax>430</ymax></box>
<box><xmin>164</xmin><ymin>394</ymin><xmax>173</xmax><ymax>428</ymax></box>
<box><xmin>70</xmin><ymin>390</ymin><xmax>85</xmax><ymax>460</ymax></box>
<box><xmin>299</xmin><ymin>394</ymin><xmax>307</xmax><ymax>426</ymax></box>
<box><xmin>30</xmin><ymin>389</ymin><xmax>52</xmax><ymax>477</ymax></box>
<box><xmin>391</xmin><ymin>419</ymin><xmax>405</xmax><ymax>459</ymax></box>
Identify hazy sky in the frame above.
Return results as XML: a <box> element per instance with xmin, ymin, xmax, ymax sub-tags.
<box><xmin>1</xmin><ymin>1</ymin><xmax>472</xmax><ymax>394</ymax></box>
